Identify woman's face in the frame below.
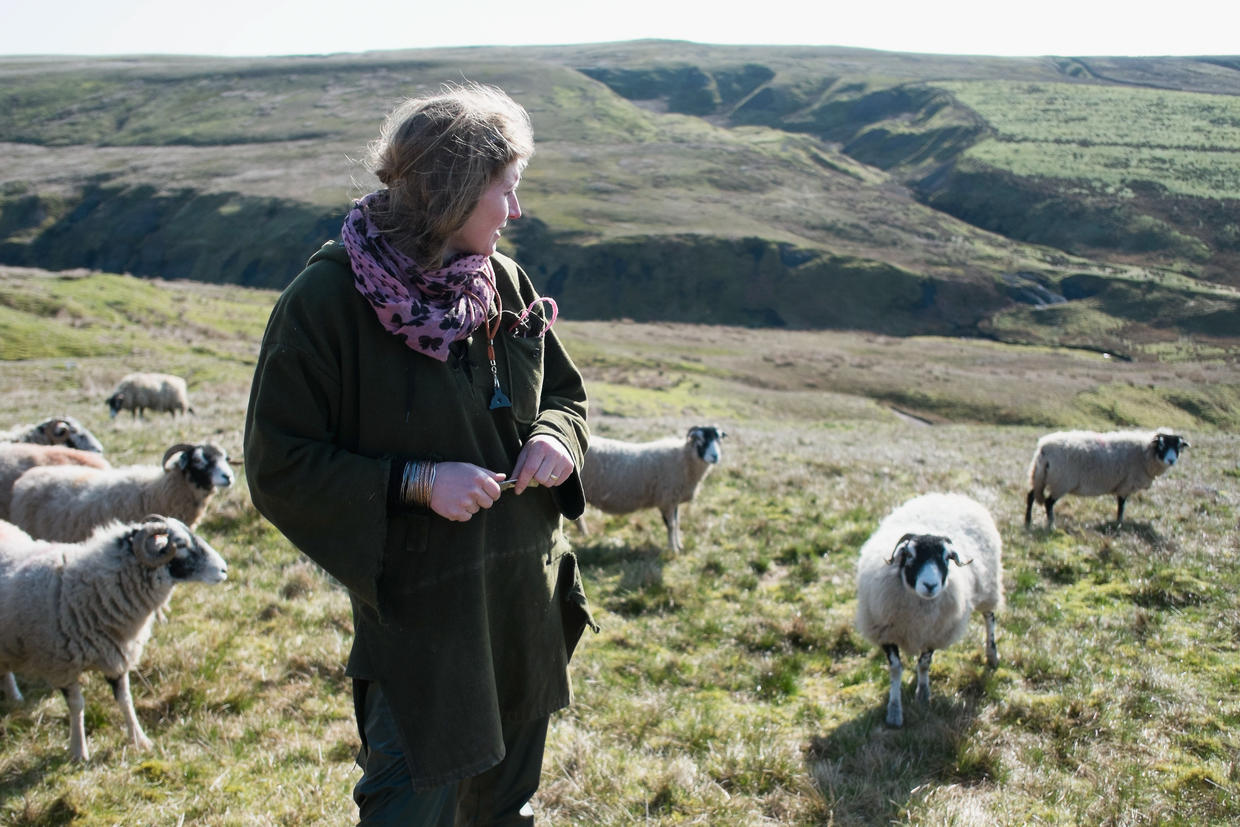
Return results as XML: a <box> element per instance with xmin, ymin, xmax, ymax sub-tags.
<box><xmin>444</xmin><ymin>162</ymin><xmax>523</xmax><ymax>260</ymax></box>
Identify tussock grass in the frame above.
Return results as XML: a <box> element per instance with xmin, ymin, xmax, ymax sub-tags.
<box><xmin>1</xmin><ymin>270</ymin><xmax>1238</xmax><ymax>824</ymax></box>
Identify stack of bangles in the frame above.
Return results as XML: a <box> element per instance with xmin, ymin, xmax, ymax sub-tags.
<box><xmin>400</xmin><ymin>460</ymin><xmax>437</xmax><ymax>508</ymax></box>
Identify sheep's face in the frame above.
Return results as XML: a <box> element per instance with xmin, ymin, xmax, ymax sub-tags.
<box><xmin>105</xmin><ymin>393</ymin><xmax>124</xmax><ymax>418</ymax></box>
<box><xmin>135</xmin><ymin>517</ymin><xmax>229</xmax><ymax>584</ymax></box>
<box><xmin>37</xmin><ymin>417</ymin><xmax>104</xmax><ymax>453</ymax></box>
<box><xmin>1153</xmin><ymin>432</ymin><xmax>1189</xmax><ymax>468</ymax></box>
<box><xmin>888</xmin><ymin>533</ymin><xmax>965</xmax><ymax>600</ymax></box>
<box><xmin>175</xmin><ymin>444</ymin><xmax>235</xmax><ymax>491</ymax></box>
<box><xmin>689</xmin><ymin>426</ymin><xmax>727</xmax><ymax>464</ymax></box>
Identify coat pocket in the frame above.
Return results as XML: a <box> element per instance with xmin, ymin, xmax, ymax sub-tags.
<box><xmin>554</xmin><ymin>550</ymin><xmax>599</xmax><ymax>661</ymax></box>
<box><xmin>501</xmin><ymin>334</ymin><xmax>545</xmax><ymax>425</ymax></box>
<box><xmin>376</xmin><ymin>512</ymin><xmax>429</xmax><ymax>620</ymax></box>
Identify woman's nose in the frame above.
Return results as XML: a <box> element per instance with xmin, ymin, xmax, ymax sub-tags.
<box><xmin>508</xmin><ymin>193</ymin><xmax>522</xmax><ymax>219</ymax></box>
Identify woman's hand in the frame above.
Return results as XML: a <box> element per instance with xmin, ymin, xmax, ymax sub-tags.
<box><xmin>428</xmin><ymin>462</ymin><xmax>504</xmax><ymax>522</ymax></box>
<box><xmin>425</xmin><ymin>436</ymin><xmax>573</xmax><ymax>520</ymax></box>
<box><xmin>508</xmin><ymin>434</ymin><xmax>574</xmax><ymax>495</ymax></box>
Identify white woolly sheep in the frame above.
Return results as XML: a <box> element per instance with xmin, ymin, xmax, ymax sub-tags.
<box><xmin>576</xmin><ymin>425</ymin><xmax>726</xmax><ymax>553</ymax></box>
<box><xmin>855</xmin><ymin>493</ymin><xmax>1004</xmax><ymax>728</ymax></box>
<box><xmin>9</xmin><ymin>442</ymin><xmax>234</xmax><ymax>543</ymax></box>
<box><xmin>105</xmin><ymin>372</ymin><xmax>193</xmax><ymax>419</ymax></box>
<box><xmin>0</xmin><ymin>443</ymin><xmax>112</xmax><ymax>521</ymax></box>
<box><xmin>1</xmin><ymin>416</ymin><xmax>105</xmax><ymax>453</ymax></box>
<box><xmin>1024</xmin><ymin>428</ymin><xmax>1190</xmax><ymax>530</ymax></box>
<box><xmin>0</xmin><ymin>515</ymin><xmax>227</xmax><ymax>760</ymax></box>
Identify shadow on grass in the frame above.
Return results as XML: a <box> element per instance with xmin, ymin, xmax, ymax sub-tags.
<box><xmin>804</xmin><ymin>666</ymin><xmax>1002</xmax><ymax>823</ymax></box>
<box><xmin>573</xmin><ymin>539</ymin><xmax>672</xmax><ymax>617</ymax></box>
<box><xmin>1025</xmin><ymin>514</ymin><xmax>1166</xmax><ymax>546</ymax></box>
<box><xmin>0</xmin><ymin>689</ymin><xmax>81</xmax><ymax>824</ymax></box>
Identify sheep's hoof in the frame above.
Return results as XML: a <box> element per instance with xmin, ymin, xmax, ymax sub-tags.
<box><xmin>915</xmin><ymin>685</ymin><xmax>929</xmax><ymax>705</ymax></box>
<box><xmin>987</xmin><ymin>650</ymin><xmax>1000</xmax><ymax>668</ymax></box>
<box><xmin>885</xmin><ymin>707</ymin><xmax>903</xmax><ymax>728</ymax></box>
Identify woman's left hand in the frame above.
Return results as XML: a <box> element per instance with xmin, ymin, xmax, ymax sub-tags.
<box><xmin>508</xmin><ymin>434</ymin><xmax>574</xmax><ymax>495</ymax></box>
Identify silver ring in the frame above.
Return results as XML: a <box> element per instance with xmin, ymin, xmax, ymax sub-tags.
<box><xmin>549</xmin><ymin>474</ymin><xmax>559</xmax><ymax>480</ymax></box>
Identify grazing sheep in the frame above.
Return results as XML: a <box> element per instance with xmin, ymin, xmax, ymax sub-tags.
<box><xmin>0</xmin><ymin>515</ymin><xmax>228</xmax><ymax>760</ymax></box>
<box><xmin>1</xmin><ymin>416</ymin><xmax>105</xmax><ymax>453</ymax></box>
<box><xmin>0</xmin><ymin>443</ymin><xmax>112</xmax><ymax>520</ymax></box>
<box><xmin>855</xmin><ymin>493</ymin><xmax>1004</xmax><ymax>728</ymax></box>
<box><xmin>105</xmin><ymin>373</ymin><xmax>193</xmax><ymax>419</ymax></box>
<box><xmin>576</xmin><ymin>425</ymin><xmax>726</xmax><ymax>553</ymax></box>
<box><xmin>1024</xmin><ymin>428</ymin><xmax>1190</xmax><ymax>530</ymax></box>
<box><xmin>9</xmin><ymin>443</ymin><xmax>234</xmax><ymax>543</ymax></box>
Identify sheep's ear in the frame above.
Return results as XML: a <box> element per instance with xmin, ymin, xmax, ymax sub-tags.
<box><xmin>944</xmin><ymin>542</ymin><xmax>973</xmax><ymax>567</ymax></box>
<box><xmin>887</xmin><ymin>534</ymin><xmax>917</xmax><ymax>566</ymax></box>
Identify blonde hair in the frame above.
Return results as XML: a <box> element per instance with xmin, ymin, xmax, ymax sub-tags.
<box><xmin>364</xmin><ymin>82</ymin><xmax>534</xmax><ymax>269</ymax></box>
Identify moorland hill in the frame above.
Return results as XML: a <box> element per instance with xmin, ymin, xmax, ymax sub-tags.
<box><xmin>1</xmin><ymin>41</ymin><xmax>1238</xmax><ymax>358</ymax></box>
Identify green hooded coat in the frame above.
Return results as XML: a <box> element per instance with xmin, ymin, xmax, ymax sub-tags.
<box><xmin>244</xmin><ymin>240</ymin><xmax>595</xmax><ymax>788</ymax></box>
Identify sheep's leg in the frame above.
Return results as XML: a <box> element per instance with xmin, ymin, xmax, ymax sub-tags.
<box><xmin>1044</xmin><ymin>497</ymin><xmax>1056</xmax><ymax>530</ymax></box>
<box><xmin>574</xmin><ymin>515</ymin><xmax>589</xmax><ymax>535</ymax></box>
<box><xmin>662</xmin><ymin>505</ymin><xmax>681</xmax><ymax>554</ymax></box>
<box><xmin>108</xmin><ymin>673</ymin><xmax>152</xmax><ymax>751</ymax></box>
<box><xmin>984</xmin><ymin>612</ymin><xmax>999</xmax><ymax>667</ymax></box>
<box><xmin>2</xmin><ymin>672</ymin><xmax>22</xmax><ymax>703</ymax></box>
<box><xmin>1116</xmin><ymin>496</ymin><xmax>1127</xmax><ymax>525</ymax></box>
<box><xmin>883</xmin><ymin>644</ymin><xmax>903</xmax><ymax>727</ymax></box>
<box><xmin>62</xmin><ymin>683</ymin><xmax>89</xmax><ymax>762</ymax></box>
<box><xmin>153</xmin><ymin>593</ymin><xmax>173</xmax><ymax>624</ymax></box>
<box><xmin>1024</xmin><ymin>491</ymin><xmax>1035</xmax><ymax>527</ymax></box>
<box><xmin>915</xmin><ymin>650</ymin><xmax>934</xmax><ymax>706</ymax></box>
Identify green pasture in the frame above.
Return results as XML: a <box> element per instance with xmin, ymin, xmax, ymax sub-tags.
<box><xmin>1</xmin><ymin>271</ymin><xmax>1237</xmax><ymax>825</ymax></box>
<box><xmin>940</xmin><ymin>80</ymin><xmax>1240</xmax><ymax>200</ymax></box>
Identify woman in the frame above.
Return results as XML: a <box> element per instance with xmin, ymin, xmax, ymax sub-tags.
<box><xmin>244</xmin><ymin>82</ymin><xmax>595</xmax><ymax>825</ymax></box>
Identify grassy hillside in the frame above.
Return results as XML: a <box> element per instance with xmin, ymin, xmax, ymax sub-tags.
<box><xmin>1</xmin><ymin>270</ymin><xmax>1238</xmax><ymax>825</ymax></box>
<box><xmin>545</xmin><ymin>43</ymin><xmax>1240</xmax><ymax>287</ymax></box>
<box><xmin>2</xmin><ymin>44</ymin><xmax>1239</xmax><ymax>354</ymax></box>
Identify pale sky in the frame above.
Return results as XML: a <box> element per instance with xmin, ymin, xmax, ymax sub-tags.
<box><xmin>0</xmin><ymin>0</ymin><xmax>1237</xmax><ymax>58</ymax></box>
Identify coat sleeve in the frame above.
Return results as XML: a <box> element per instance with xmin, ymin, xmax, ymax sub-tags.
<box><xmin>243</xmin><ymin>261</ymin><xmax>391</xmax><ymax>612</ymax></box>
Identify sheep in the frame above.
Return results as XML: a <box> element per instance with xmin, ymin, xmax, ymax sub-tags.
<box><xmin>105</xmin><ymin>372</ymin><xmax>193</xmax><ymax>419</ymax></box>
<box><xmin>8</xmin><ymin>442</ymin><xmax>234</xmax><ymax>543</ymax></box>
<box><xmin>0</xmin><ymin>515</ymin><xmax>227</xmax><ymax>760</ymax></box>
<box><xmin>1</xmin><ymin>416</ymin><xmax>105</xmax><ymax>453</ymax></box>
<box><xmin>1024</xmin><ymin>428</ymin><xmax>1190</xmax><ymax>530</ymax></box>
<box><xmin>576</xmin><ymin>425</ymin><xmax>726</xmax><ymax>553</ymax></box>
<box><xmin>0</xmin><ymin>443</ymin><xmax>112</xmax><ymax>521</ymax></box>
<box><xmin>854</xmin><ymin>493</ymin><xmax>1004</xmax><ymax>728</ymax></box>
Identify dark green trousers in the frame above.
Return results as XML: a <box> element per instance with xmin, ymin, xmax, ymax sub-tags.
<box><xmin>353</xmin><ymin>680</ymin><xmax>548</xmax><ymax>826</ymax></box>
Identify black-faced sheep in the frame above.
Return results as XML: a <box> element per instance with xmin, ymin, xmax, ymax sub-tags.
<box><xmin>1</xmin><ymin>416</ymin><xmax>105</xmax><ymax>453</ymax></box>
<box><xmin>576</xmin><ymin>425</ymin><xmax>726</xmax><ymax>553</ymax></box>
<box><xmin>855</xmin><ymin>493</ymin><xmax>1004</xmax><ymax>728</ymax></box>
<box><xmin>0</xmin><ymin>515</ymin><xmax>228</xmax><ymax>760</ymax></box>
<box><xmin>1024</xmin><ymin>428</ymin><xmax>1190</xmax><ymax>530</ymax></box>
<box><xmin>0</xmin><ymin>443</ymin><xmax>112</xmax><ymax>521</ymax></box>
<box><xmin>8</xmin><ymin>442</ymin><xmax>234</xmax><ymax>542</ymax></box>
<box><xmin>106</xmin><ymin>372</ymin><xmax>193</xmax><ymax>419</ymax></box>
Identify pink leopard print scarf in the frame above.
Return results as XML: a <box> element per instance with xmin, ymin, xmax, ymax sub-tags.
<box><xmin>341</xmin><ymin>191</ymin><xmax>497</xmax><ymax>362</ymax></box>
